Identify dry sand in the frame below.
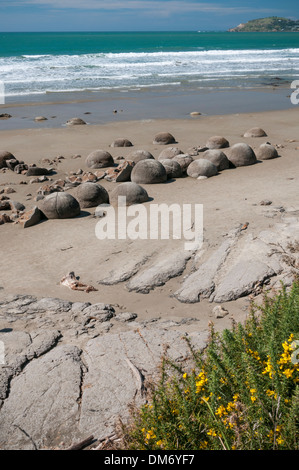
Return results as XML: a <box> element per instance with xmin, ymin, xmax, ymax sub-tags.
<box><xmin>0</xmin><ymin>107</ymin><xmax>298</xmax><ymax>335</ymax></box>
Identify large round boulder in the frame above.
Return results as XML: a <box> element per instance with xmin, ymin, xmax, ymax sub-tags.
<box><xmin>159</xmin><ymin>159</ymin><xmax>183</xmax><ymax>179</ymax></box>
<box><xmin>256</xmin><ymin>143</ymin><xmax>278</xmax><ymax>160</ymax></box>
<box><xmin>153</xmin><ymin>132</ymin><xmax>176</xmax><ymax>145</ymax></box>
<box><xmin>158</xmin><ymin>147</ymin><xmax>183</xmax><ymax>160</ymax></box>
<box><xmin>228</xmin><ymin>143</ymin><xmax>257</xmax><ymax>167</ymax></box>
<box><xmin>127</xmin><ymin>150</ymin><xmax>154</xmax><ymax>163</ymax></box>
<box><xmin>172</xmin><ymin>154</ymin><xmax>193</xmax><ymax>173</ymax></box>
<box><xmin>243</xmin><ymin>127</ymin><xmax>267</xmax><ymax>138</ymax></box>
<box><xmin>187</xmin><ymin>159</ymin><xmax>218</xmax><ymax>178</ymax></box>
<box><xmin>0</xmin><ymin>151</ymin><xmax>16</xmax><ymax>169</ymax></box>
<box><xmin>75</xmin><ymin>182</ymin><xmax>109</xmax><ymax>208</ymax></box>
<box><xmin>111</xmin><ymin>138</ymin><xmax>133</xmax><ymax>148</ymax></box>
<box><xmin>131</xmin><ymin>159</ymin><xmax>167</xmax><ymax>184</ymax></box>
<box><xmin>200</xmin><ymin>149</ymin><xmax>230</xmax><ymax>171</ymax></box>
<box><xmin>110</xmin><ymin>182</ymin><xmax>149</xmax><ymax>206</ymax></box>
<box><xmin>86</xmin><ymin>150</ymin><xmax>114</xmax><ymax>169</ymax></box>
<box><xmin>39</xmin><ymin>192</ymin><xmax>81</xmax><ymax>219</ymax></box>
<box><xmin>206</xmin><ymin>136</ymin><xmax>229</xmax><ymax>149</ymax></box>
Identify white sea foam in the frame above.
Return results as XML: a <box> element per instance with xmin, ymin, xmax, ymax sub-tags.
<box><xmin>1</xmin><ymin>48</ymin><xmax>298</xmax><ymax>99</ymax></box>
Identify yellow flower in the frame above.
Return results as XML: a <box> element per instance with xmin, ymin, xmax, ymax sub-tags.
<box><xmin>283</xmin><ymin>368</ymin><xmax>295</xmax><ymax>378</ymax></box>
<box><xmin>207</xmin><ymin>428</ymin><xmax>217</xmax><ymax>437</ymax></box>
<box><xmin>215</xmin><ymin>405</ymin><xmax>227</xmax><ymax>417</ymax></box>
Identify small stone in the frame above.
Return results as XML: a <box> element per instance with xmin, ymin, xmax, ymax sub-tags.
<box><xmin>213</xmin><ymin>305</ymin><xmax>229</xmax><ymax>318</ymax></box>
<box><xmin>34</xmin><ymin>116</ymin><xmax>48</xmax><ymax>122</ymax></box>
<box><xmin>114</xmin><ymin>312</ymin><xmax>138</xmax><ymax>322</ymax></box>
<box><xmin>259</xmin><ymin>200</ymin><xmax>272</xmax><ymax>206</ymax></box>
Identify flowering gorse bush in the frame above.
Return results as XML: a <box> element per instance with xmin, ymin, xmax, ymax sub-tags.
<box><xmin>121</xmin><ymin>280</ymin><xmax>299</xmax><ymax>450</ymax></box>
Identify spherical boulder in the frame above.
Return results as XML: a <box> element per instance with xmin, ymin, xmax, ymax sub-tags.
<box><xmin>0</xmin><ymin>151</ymin><xmax>16</xmax><ymax>169</ymax></box>
<box><xmin>158</xmin><ymin>147</ymin><xmax>183</xmax><ymax>160</ymax></box>
<box><xmin>200</xmin><ymin>149</ymin><xmax>230</xmax><ymax>171</ymax></box>
<box><xmin>187</xmin><ymin>159</ymin><xmax>218</xmax><ymax>178</ymax></box>
<box><xmin>66</xmin><ymin>117</ymin><xmax>86</xmax><ymax>126</ymax></box>
<box><xmin>243</xmin><ymin>127</ymin><xmax>267</xmax><ymax>138</ymax></box>
<box><xmin>172</xmin><ymin>154</ymin><xmax>193</xmax><ymax>173</ymax></box>
<box><xmin>153</xmin><ymin>132</ymin><xmax>176</xmax><ymax>145</ymax></box>
<box><xmin>206</xmin><ymin>136</ymin><xmax>229</xmax><ymax>149</ymax></box>
<box><xmin>75</xmin><ymin>182</ymin><xmax>109</xmax><ymax>208</ymax></box>
<box><xmin>111</xmin><ymin>138</ymin><xmax>133</xmax><ymax>148</ymax></box>
<box><xmin>39</xmin><ymin>192</ymin><xmax>81</xmax><ymax>219</ymax></box>
<box><xmin>110</xmin><ymin>182</ymin><xmax>149</xmax><ymax>206</ymax></box>
<box><xmin>86</xmin><ymin>150</ymin><xmax>114</xmax><ymax>169</ymax></box>
<box><xmin>127</xmin><ymin>150</ymin><xmax>154</xmax><ymax>163</ymax></box>
<box><xmin>131</xmin><ymin>159</ymin><xmax>167</xmax><ymax>184</ymax></box>
<box><xmin>256</xmin><ymin>143</ymin><xmax>278</xmax><ymax>160</ymax></box>
<box><xmin>228</xmin><ymin>143</ymin><xmax>257</xmax><ymax>167</ymax></box>
<box><xmin>159</xmin><ymin>159</ymin><xmax>183</xmax><ymax>179</ymax></box>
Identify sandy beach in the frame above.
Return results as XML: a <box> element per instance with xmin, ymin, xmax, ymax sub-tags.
<box><xmin>1</xmin><ymin>96</ymin><xmax>299</xmax><ymax>449</ymax></box>
<box><xmin>0</xmin><ymin>104</ymin><xmax>298</xmax><ymax>334</ymax></box>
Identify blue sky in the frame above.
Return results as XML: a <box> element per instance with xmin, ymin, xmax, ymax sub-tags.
<box><xmin>0</xmin><ymin>0</ymin><xmax>298</xmax><ymax>32</ymax></box>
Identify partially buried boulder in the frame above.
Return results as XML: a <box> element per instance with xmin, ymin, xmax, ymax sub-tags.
<box><xmin>187</xmin><ymin>159</ymin><xmax>218</xmax><ymax>178</ymax></box>
<box><xmin>0</xmin><ymin>151</ymin><xmax>16</xmax><ymax>169</ymax></box>
<box><xmin>86</xmin><ymin>150</ymin><xmax>114</xmax><ymax>169</ymax></box>
<box><xmin>66</xmin><ymin>117</ymin><xmax>86</xmax><ymax>126</ymax></box>
<box><xmin>228</xmin><ymin>143</ymin><xmax>257</xmax><ymax>167</ymax></box>
<box><xmin>111</xmin><ymin>138</ymin><xmax>133</xmax><ymax>148</ymax></box>
<box><xmin>110</xmin><ymin>182</ymin><xmax>149</xmax><ymax>206</ymax></box>
<box><xmin>158</xmin><ymin>147</ymin><xmax>183</xmax><ymax>160</ymax></box>
<box><xmin>126</xmin><ymin>150</ymin><xmax>154</xmax><ymax>163</ymax></box>
<box><xmin>200</xmin><ymin>149</ymin><xmax>230</xmax><ymax>171</ymax></box>
<box><xmin>243</xmin><ymin>127</ymin><xmax>267</xmax><ymax>138</ymax></box>
<box><xmin>75</xmin><ymin>182</ymin><xmax>109</xmax><ymax>208</ymax></box>
<box><xmin>153</xmin><ymin>132</ymin><xmax>176</xmax><ymax>145</ymax></box>
<box><xmin>206</xmin><ymin>136</ymin><xmax>229</xmax><ymax>149</ymax></box>
<box><xmin>256</xmin><ymin>143</ymin><xmax>278</xmax><ymax>160</ymax></box>
<box><xmin>39</xmin><ymin>192</ymin><xmax>81</xmax><ymax>219</ymax></box>
<box><xmin>131</xmin><ymin>159</ymin><xmax>167</xmax><ymax>184</ymax></box>
<box><xmin>159</xmin><ymin>159</ymin><xmax>183</xmax><ymax>179</ymax></box>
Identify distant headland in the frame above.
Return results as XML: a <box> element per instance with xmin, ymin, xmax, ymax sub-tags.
<box><xmin>228</xmin><ymin>16</ymin><xmax>299</xmax><ymax>32</ymax></box>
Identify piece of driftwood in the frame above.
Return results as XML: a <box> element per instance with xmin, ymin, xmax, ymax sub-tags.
<box><xmin>60</xmin><ymin>271</ymin><xmax>98</xmax><ymax>293</ymax></box>
<box><xmin>66</xmin><ymin>435</ymin><xmax>95</xmax><ymax>450</ymax></box>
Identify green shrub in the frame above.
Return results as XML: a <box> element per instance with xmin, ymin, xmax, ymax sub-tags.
<box><xmin>121</xmin><ymin>281</ymin><xmax>299</xmax><ymax>450</ymax></box>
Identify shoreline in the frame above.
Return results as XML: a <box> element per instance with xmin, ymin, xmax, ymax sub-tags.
<box><xmin>0</xmin><ymin>85</ymin><xmax>294</xmax><ymax>131</ymax></box>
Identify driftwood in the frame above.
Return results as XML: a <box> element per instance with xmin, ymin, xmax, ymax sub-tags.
<box><xmin>60</xmin><ymin>271</ymin><xmax>98</xmax><ymax>293</ymax></box>
<box><xmin>65</xmin><ymin>435</ymin><xmax>95</xmax><ymax>451</ymax></box>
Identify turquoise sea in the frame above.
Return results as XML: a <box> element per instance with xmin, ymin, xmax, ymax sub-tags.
<box><xmin>1</xmin><ymin>31</ymin><xmax>299</xmax><ymax>103</ymax></box>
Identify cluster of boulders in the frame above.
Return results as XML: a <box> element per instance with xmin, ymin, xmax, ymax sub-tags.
<box><xmin>0</xmin><ymin>126</ymin><xmax>280</xmax><ymax>228</ymax></box>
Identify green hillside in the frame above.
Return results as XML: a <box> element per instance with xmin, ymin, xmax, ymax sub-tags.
<box><xmin>228</xmin><ymin>17</ymin><xmax>299</xmax><ymax>32</ymax></box>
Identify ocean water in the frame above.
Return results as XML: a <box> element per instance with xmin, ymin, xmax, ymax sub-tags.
<box><xmin>1</xmin><ymin>31</ymin><xmax>299</xmax><ymax>102</ymax></box>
